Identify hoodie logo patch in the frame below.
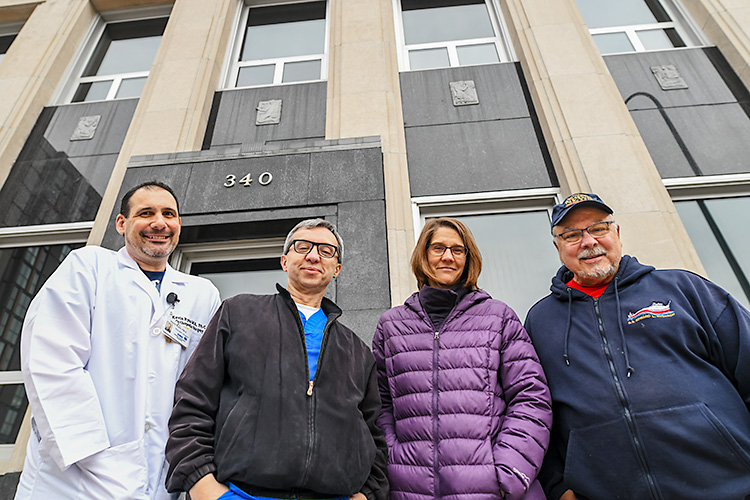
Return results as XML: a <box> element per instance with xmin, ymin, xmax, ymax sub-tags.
<box><xmin>627</xmin><ymin>301</ymin><xmax>674</xmax><ymax>324</ymax></box>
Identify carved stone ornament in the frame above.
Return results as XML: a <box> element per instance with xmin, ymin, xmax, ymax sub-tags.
<box><xmin>256</xmin><ymin>99</ymin><xmax>282</xmax><ymax>125</ymax></box>
<box><xmin>70</xmin><ymin>115</ymin><xmax>102</xmax><ymax>141</ymax></box>
<box><xmin>450</xmin><ymin>80</ymin><xmax>479</xmax><ymax>106</ymax></box>
<box><xmin>650</xmin><ymin>65</ymin><xmax>688</xmax><ymax>90</ymax></box>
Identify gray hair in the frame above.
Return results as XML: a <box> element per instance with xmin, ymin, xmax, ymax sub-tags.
<box><xmin>283</xmin><ymin>218</ymin><xmax>344</xmax><ymax>262</ymax></box>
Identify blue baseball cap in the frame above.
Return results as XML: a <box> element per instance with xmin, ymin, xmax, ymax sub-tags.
<box><xmin>551</xmin><ymin>193</ymin><xmax>613</xmax><ymax>229</ymax></box>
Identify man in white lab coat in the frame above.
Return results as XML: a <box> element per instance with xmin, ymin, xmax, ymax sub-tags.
<box><xmin>14</xmin><ymin>181</ymin><xmax>221</xmax><ymax>500</ymax></box>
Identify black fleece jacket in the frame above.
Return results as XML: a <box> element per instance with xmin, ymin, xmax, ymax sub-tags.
<box><xmin>165</xmin><ymin>285</ymin><xmax>388</xmax><ymax>500</ymax></box>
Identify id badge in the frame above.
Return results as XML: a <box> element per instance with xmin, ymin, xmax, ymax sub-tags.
<box><xmin>163</xmin><ymin>313</ymin><xmax>191</xmax><ymax>349</ymax></box>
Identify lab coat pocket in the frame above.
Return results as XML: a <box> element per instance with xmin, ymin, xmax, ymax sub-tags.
<box><xmin>76</xmin><ymin>438</ymin><xmax>148</xmax><ymax>500</ymax></box>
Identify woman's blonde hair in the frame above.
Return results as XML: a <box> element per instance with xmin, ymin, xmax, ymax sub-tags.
<box><xmin>411</xmin><ymin>217</ymin><xmax>482</xmax><ymax>290</ymax></box>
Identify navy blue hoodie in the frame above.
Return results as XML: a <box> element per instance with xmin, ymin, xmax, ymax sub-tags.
<box><xmin>525</xmin><ymin>255</ymin><xmax>750</xmax><ymax>500</ymax></box>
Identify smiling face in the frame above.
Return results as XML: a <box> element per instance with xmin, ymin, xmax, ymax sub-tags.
<box><xmin>553</xmin><ymin>206</ymin><xmax>622</xmax><ymax>286</ymax></box>
<box><xmin>280</xmin><ymin>226</ymin><xmax>342</xmax><ymax>305</ymax></box>
<box><xmin>115</xmin><ymin>186</ymin><xmax>181</xmax><ymax>271</ymax></box>
<box><xmin>426</xmin><ymin>226</ymin><xmax>467</xmax><ymax>288</ymax></box>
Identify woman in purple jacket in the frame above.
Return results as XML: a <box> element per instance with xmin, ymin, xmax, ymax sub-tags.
<box><xmin>372</xmin><ymin>218</ymin><xmax>552</xmax><ymax>500</ymax></box>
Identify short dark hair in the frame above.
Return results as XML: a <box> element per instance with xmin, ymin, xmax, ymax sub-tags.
<box><xmin>411</xmin><ymin>217</ymin><xmax>482</xmax><ymax>291</ymax></box>
<box><xmin>283</xmin><ymin>218</ymin><xmax>344</xmax><ymax>262</ymax></box>
<box><xmin>119</xmin><ymin>181</ymin><xmax>179</xmax><ymax>217</ymax></box>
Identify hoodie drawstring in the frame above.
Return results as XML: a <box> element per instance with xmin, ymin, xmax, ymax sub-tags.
<box><xmin>613</xmin><ymin>277</ymin><xmax>634</xmax><ymax>378</ymax></box>
<box><xmin>563</xmin><ymin>288</ymin><xmax>572</xmax><ymax>366</ymax></box>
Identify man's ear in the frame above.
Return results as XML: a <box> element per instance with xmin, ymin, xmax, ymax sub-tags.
<box><xmin>115</xmin><ymin>214</ymin><xmax>126</xmax><ymax>235</ymax></box>
<box><xmin>280</xmin><ymin>254</ymin><xmax>288</xmax><ymax>272</ymax></box>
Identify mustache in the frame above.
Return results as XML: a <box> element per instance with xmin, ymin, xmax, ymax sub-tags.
<box><xmin>578</xmin><ymin>247</ymin><xmax>607</xmax><ymax>259</ymax></box>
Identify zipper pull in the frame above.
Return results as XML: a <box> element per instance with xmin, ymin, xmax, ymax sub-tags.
<box><xmin>434</xmin><ymin>331</ymin><xmax>439</xmax><ymax>340</ymax></box>
<box><xmin>307</xmin><ymin>380</ymin><xmax>314</xmax><ymax>396</ymax></box>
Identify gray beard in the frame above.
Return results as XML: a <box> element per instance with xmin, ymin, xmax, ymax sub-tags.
<box><xmin>574</xmin><ymin>247</ymin><xmax>618</xmax><ymax>283</ymax></box>
<box><xmin>575</xmin><ymin>263</ymin><xmax>618</xmax><ymax>283</ymax></box>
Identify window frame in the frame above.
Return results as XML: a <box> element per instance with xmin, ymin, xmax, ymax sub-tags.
<box><xmin>0</xmin><ymin>222</ymin><xmax>91</xmax><ymax>466</ymax></box>
<box><xmin>581</xmin><ymin>0</ymin><xmax>706</xmax><ymax>55</ymax></box>
<box><xmin>393</xmin><ymin>0</ymin><xmax>515</xmax><ymax>72</ymax></box>
<box><xmin>412</xmin><ymin>188</ymin><xmax>561</xmax><ymax>319</ymax></box>
<box><xmin>0</xmin><ymin>21</ymin><xmax>22</xmax><ymax>64</ymax></box>
<box><xmin>170</xmin><ymin>237</ymin><xmax>285</xmax><ymax>273</ymax></box>
<box><xmin>665</xmin><ymin>174</ymin><xmax>750</xmax><ymax>307</ymax></box>
<box><xmin>222</xmin><ymin>0</ymin><xmax>331</xmax><ymax>90</ymax></box>
<box><xmin>53</xmin><ymin>5</ymin><xmax>172</xmax><ymax>104</ymax></box>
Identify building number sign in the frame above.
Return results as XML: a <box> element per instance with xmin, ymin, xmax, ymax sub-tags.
<box><xmin>224</xmin><ymin>172</ymin><xmax>273</xmax><ymax>188</ymax></box>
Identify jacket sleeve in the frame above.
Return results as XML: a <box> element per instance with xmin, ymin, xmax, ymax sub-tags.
<box><xmin>165</xmin><ymin>300</ymin><xmax>229</xmax><ymax>492</ymax></box>
<box><xmin>20</xmin><ymin>249</ymin><xmax>111</xmax><ymax>469</ymax></box>
<box><xmin>358</xmin><ymin>360</ymin><xmax>389</xmax><ymax>500</ymax></box>
<box><xmin>372</xmin><ymin>318</ymin><xmax>397</xmax><ymax>449</ymax></box>
<box><xmin>493</xmin><ymin>311</ymin><xmax>553</xmax><ymax>500</ymax></box>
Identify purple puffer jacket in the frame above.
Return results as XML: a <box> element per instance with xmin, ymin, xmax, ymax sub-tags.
<box><xmin>372</xmin><ymin>288</ymin><xmax>552</xmax><ymax>500</ymax></box>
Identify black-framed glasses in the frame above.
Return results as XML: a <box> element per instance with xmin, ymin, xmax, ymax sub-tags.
<box><xmin>428</xmin><ymin>243</ymin><xmax>467</xmax><ymax>258</ymax></box>
<box><xmin>553</xmin><ymin>220</ymin><xmax>616</xmax><ymax>244</ymax></box>
<box><xmin>289</xmin><ymin>239</ymin><xmax>339</xmax><ymax>259</ymax></box>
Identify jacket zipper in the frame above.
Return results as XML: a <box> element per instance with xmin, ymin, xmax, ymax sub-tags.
<box><xmin>430</xmin><ymin>310</ymin><xmax>456</xmax><ymax>499</ymax></box>
<box><xmin>299</xmin><ymin>312</ymin><xmax>335</xmax><ymax>485</ymax></box>
<box><xmin>432</xmin><ymin>329</ymin><xmax>440</xmax><ymax>498</ymax></box>
<box><xmin>593</xmin><ymin>299</ymin><xmax>662</xmax><ymax>500</ymax></box>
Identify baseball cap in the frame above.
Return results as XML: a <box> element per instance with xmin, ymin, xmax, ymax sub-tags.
<box><xmin>551</xmin><ymin>193</ymin><xmax>613</xmax><ymax>229</ymax></box>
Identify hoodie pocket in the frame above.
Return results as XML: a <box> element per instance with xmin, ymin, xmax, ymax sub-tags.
<box><xmin>564</xmin><ymin>417</ymin><xmax>647</xmax><ymax>500</ymax></box>
<box><xmin>635</xmin><ymin>403</ymin><xmax>750</xmax><ymax>495</ymax></box>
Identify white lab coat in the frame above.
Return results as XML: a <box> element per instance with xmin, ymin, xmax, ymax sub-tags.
<box><xmin>15</xmin><ymin>246</ymin><xmax>221</xmax><ymax>500</ymax></box>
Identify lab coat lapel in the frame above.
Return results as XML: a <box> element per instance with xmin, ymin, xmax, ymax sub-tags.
<box><xmin>116</xmin><ymin>247</ymin><xmax>162</xmax><ymax>324</ymax></box>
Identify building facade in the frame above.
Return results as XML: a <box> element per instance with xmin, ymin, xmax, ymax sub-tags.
<box><xmin>0</xmin><ymin>0</ymin><xmax>749</xmax><ymax>492</ymax></box>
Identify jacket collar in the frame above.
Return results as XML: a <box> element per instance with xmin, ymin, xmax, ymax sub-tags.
<box><xmin>550</xmin><ymin>255</ymin><xmax>654</xmax><ymax>301</ymax></box>
<box><xmin>275</xmin><ymin>283</ymin><xmax>342</xmax><ymax>320</ymax></box>
<box><xmin>404</xmin><ymin>285</ymin><xmax>490</xmax><ymax>318</ymax></box>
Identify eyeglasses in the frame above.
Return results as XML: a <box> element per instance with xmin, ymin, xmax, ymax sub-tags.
<box><xmin>428</xmin><ymin>243</ymin><xmax>467</xmax><ymax>258</ymax></box>
<box><xmin>554</xmin><ymin>220</ymin><xmax>615</xmax><ymax>244</ymax></box>
<box><xmin>289</xmin><ymin>239</ymin><xmax>339</xmax><ymax>259</ymax></box>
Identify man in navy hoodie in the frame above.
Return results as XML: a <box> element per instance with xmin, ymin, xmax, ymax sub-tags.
<box><xmin>525</xmin><ymin>193</ymin><xmax>750</xmax><ymax>500</ymax></box>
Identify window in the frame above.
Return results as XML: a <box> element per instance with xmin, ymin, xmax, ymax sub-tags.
<box><xmin>414</xmin><ymin>189</ymin><xmax>561</xmax><ymax>320</ymax></box>
<box><xmin>575</xmin><ymin>0</ymin><xmax>702</xmax><ymax>55</ymax></box>
<box><xmin>0</xmin><ymin>33</ymin><xmax>16</xmax><ymax>64</ymax></box>
<box><xmin>667</xmin><ymin>175</ymin><xmax>750</xmax><ymax>309</ymax></box>
<box><xmin>172</xmin><ymin>238</ymin><xmax>287</xmax><ymax>299</ymax></box>
<box><xmin>395</xmin><ymin>0</ymin><xmax>512</xmax><ymax>71</ymax></box>
<box><xmin>0</xmin><ymin>223</ymin><xmax>89</xmax><ymax>459</ymax></box>
<box><xmin>226</xmin><ymin>1</ymin><xmax>328</xmax><ymax>89</ymax></box>
<box><xmin>67</xmin><ymin>17</ymin><xmax>167</xmax><ymax>103</ymax></box>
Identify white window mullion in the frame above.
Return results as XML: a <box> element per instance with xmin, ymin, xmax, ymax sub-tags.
<box><xmin>626</xmin><ymin>28</ymin><xmax>647</xmax><ymax>52</ymax></box>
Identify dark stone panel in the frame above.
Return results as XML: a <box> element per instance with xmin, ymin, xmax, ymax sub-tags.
<box><xmin>631</xmin><ymin>103</ymin><xmax>750</xmax><ymax>178</ymax></box>
<box><xmin>308</xmin><ymin>148</ymin><xmax>385</xmax><ymax>204</ymax></box>
<box><xmin>406</xmin><ymin>119</ymin><xmax>554</xmax><ymax>197</ymax></box>
<box><xmin>335</xmin><ymin>200</ymin><xmax>390</xmax><ymax>311</ymax></box>
<box><xmin>399</xmin><ymin>63</ymin><xmax>530</xmax><ymax>127</ymax></box>
<box><xmin>0</xmin><ymin>472</ymin><xmax>19</xmax><ymax>498</ymax></box>
<box><xmin>605</xmin><ymin>48</ymin><xmax>737</xmax><ymax>111</ymax></box>
<box><xmin>181</xmin><ymin>205</ymin><xmax>337</xmax><ymax>229</ymax></box>
<box><xmin>17</xmin><ymin>100</ymin><xmax>138</xmax><ymax>162</ymax></box>
<box><xmin>339</xmin><ymin>308</ymin><xmax>389</xmax><ymax>346</ymax></box>
<box><xmin>0</xmin><ymin>154</ymin><xmax>116</xmax><ymax>227</ymax></box>
<box><xmin>207</xmin><ymin>82</ymin><xmax>327</xmax><ymax>148</ymax></box>
<box><xmin>184</xmin><ymin>155</ymin><xmax>312</xmax><ymax>213</ymax></box>
<box><xmin>100</xmin><ymin>142</ymin><xmax>391</xmax><ymax>322</ymax></box>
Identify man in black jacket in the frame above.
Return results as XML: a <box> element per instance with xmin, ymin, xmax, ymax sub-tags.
<box><xmin>166</xmin><ymin>219</ymin><xmax>388</xmax><ymax>500</ymax></box>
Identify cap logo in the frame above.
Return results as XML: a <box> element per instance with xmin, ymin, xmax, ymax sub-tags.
<box><xmin>564</xmin><ymin>193</ymin><xmax>595</xmax><ymax>207</ymax></box>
